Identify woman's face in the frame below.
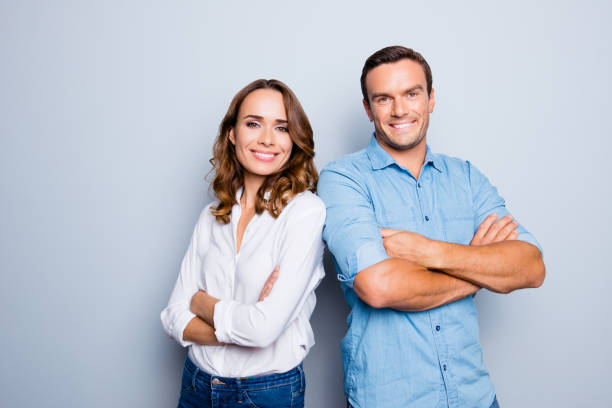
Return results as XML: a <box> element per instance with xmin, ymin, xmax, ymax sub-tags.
<box><xmin>230</xmin><ymin>89</ymin><xmax>293</xmax><ymax>179</ymax></box>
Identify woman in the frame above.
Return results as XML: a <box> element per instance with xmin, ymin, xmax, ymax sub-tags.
<box><xmin>161</xmin><ymin>79</ymin><xmax>325</xmax><ymax>408</ymax></box>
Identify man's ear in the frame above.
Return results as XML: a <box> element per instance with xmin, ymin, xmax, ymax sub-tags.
<box><xmin>363</xmin><ymin>99</ymin><xmax>374</xmax><ymax>122</ymax></box>
<box><xmin>428</xmin><ymin>88</ymin><xmax>435</xmax><ymax>113</ymax></box>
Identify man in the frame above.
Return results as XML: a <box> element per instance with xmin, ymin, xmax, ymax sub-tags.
<box><xmin>318</xmin><ymin>46</ymin><xmax>545</xmax><ymax>408</ymax></box>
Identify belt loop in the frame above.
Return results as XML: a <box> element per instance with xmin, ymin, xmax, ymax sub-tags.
<box><xmin>298</xmin><ymin>363</ymin><xmax>304</xmax><ymax>393</ymax></box>
<box><xmin>192</xmin><ymin>366</ymin><xmax>200</xmax><ymax>391</ymax></box>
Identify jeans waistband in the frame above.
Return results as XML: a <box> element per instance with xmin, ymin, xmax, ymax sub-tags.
<box><xmin>184</xmin><ymin>356</ymin><xmax>303</xmax><ymax>392</ymax></box>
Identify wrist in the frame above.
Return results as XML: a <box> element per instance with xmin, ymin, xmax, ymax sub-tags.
<box><xmin>425</xmin><ymin>239</ymin><xmax>449</xmax><ymax>270</ymax></box>
<box><xmin>202</xmin><ymin>294</ymin><xmax>220</xmax><ymax>326</ymax></box>
<box><xmin>190</xmin><ymin>290</ymin><xmax>206</xmax><ymax>317</ymax></box>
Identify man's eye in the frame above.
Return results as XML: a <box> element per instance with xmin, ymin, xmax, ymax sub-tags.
<box><xmin>377</xmin><ymin>97</ymin><xmax>389</xmax><ymax>103</ymax></box>
<box><xmin>408</xmin><ymin>92</ymin><xmax>417</xmax><ymax>98</ymax></box>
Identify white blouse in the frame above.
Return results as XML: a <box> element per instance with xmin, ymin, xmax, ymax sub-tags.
<box><xmin>160</xmin><ymin>191</ymin><xmax>326</xmax><ymax>377</ymax></box>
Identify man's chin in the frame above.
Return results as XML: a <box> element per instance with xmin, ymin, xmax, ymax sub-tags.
<box><xmin>378</xmin><ymin>133</ymin><xmax>425</xmax><ymax>151</ymax></box>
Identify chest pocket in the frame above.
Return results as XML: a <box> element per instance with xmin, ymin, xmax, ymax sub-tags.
<box><xmin>440</xmin><ymin>203</ymin><xmax>474</xmax><ymax>245</ymax></box>
<box><xmin>376</xmin><ymin>205</ymin><xmax>419</xmax><ymax>232</ymax></box>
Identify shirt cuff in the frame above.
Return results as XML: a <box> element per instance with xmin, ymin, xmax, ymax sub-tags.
<box><xmin>213</xmin><ymin>299</ymin><xmax>236</xmax><ymax>344</ymax></box>
<box><xmin>161</xmin><ymin>308</ymin><xmax>197</xmax><ymax>348</ymax></box>
<box><xmin>517</xmin><ymin>232</ymin><xmax>543</xmax><ymax>255</ymax></box>
<box><xmin>339</xmin><ymin>241</ymin><xmax>390</xmax><ymax>289</ymax></box>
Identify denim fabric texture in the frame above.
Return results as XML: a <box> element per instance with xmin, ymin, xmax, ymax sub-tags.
<box><xmin>318</xmin><ymin>135</ymin><xmax>541</xmax><ymax>408</ymax></box>
<box><xmin>177</xmin><ymin>356</ymin><xmax>305</xmax><ymax>408</ymax></box>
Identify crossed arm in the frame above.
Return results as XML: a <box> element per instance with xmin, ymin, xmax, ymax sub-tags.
<box><xmin>183</xmin><ymin>268</ymin><xmax>279</xmax><ymax>345</ymax></box>
<box><xmin>354</xmin><ymin>213</ymin><xmax>545</xmax><ymax>311</ymax></box>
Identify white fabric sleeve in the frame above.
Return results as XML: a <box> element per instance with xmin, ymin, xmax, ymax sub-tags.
<box><xmin>160</xmin><ymin>210</ymin><xmax>208</xmax><ymax>347</ymax></box>
<box><xmin>213</xmin><ymin>198</ymin><xmax>325</xmax><ymax>348</ymax></box>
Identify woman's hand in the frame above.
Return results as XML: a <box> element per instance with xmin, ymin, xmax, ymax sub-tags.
<box><xmin>258</xmin><ymin>266</ymin><xmax>280</xmax><ymax>301</ymax></box>
<box><xmin>190</xmin><ymin>266</ymin><xmax>280</xmax><ymax>326</ymax></box>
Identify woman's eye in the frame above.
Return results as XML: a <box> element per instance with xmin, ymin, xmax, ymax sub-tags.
<box><xmin>276</xmin><ymin>126</ymin><xmax>289</xmax><ymax>133</ymax></box>
<box><xmin>246</xmin><ymin>121</ymin><xmax>259</xmax><ymax>128</ymax></box>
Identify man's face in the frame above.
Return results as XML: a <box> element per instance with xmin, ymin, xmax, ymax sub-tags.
<box><xmin>363</xmin><ymin>59</ymin><xmax>435</xmax><ymax>151</ymax></box>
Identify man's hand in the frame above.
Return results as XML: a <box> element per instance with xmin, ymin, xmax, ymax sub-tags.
<box><xmin>470</xmin><ymin>213</ymin><xmax>518</xmax><ymax>246</ymax></box>
<box><xmin>380</xmin><ymin>229</ymin><xmax>436</xmax><ymax>267</ymax></box>
<box><xmin>258</xmin><ymin>266</ymin><xmax>280</xmax><ymax>301</ymax></box>
<box><xmin>380</xmin><ymin>213</ymin><xmax>519</xmax><ymax>268</ymax></box>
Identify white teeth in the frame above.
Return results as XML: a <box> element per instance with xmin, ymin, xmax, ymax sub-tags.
<box><xmin>392</xmin><ymin>123</ymin><xmax>412</xmax><ymax>129</ymax></box>
<box><xmin>254</xmin><ymin>152</ymin><xmax>275</xmax><ymax>159</ymax></box>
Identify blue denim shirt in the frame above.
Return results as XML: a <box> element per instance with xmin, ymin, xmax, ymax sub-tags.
<box><xmin>318</xmin><ymin>136</ymin><xmax>541</xmax><ymax>408</ymax></box>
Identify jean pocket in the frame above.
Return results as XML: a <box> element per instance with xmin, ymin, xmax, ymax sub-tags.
<box><xmin>243</xmin><ymin>382</ymin><xmax>294</xmax><ymax>408</ymax></box>
<box><xmin>179</xmin><ymin>366</ymin><xmax>195</xmax><ymax>392</ymax></box>
<box><xmin>291</xmin><ymin>380</ymin><xmax>305</xmax><ymax>407</ymax></box>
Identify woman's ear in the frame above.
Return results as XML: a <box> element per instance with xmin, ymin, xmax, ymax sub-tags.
<box><xmin>229</xmin><ymin>128</ymin><xmax>235</xmax><ymax>145</ymax></box>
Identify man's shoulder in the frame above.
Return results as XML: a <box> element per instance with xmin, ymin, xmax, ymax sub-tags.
<box><xmin>431</xmin><ymin>151</ymin><xmax>467</xmax><ymax>169</ymax></box>
<box><xmin>320</xmin><ymin>148</ymin><xmax>371</xmax><ymax>178</ymax></box>
<box><xmin>430</xmin><ymin>151</ymin><xmax>481</xmax><ymax>179</ymax></box>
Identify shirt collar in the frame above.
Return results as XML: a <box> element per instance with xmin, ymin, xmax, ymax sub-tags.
<box><xmin>366</xmin><ymin>134</ymin><xmax>444</xmax><ymax>173</ymax></box>
<box><xmin>425</xmin><ymin>146</ymin><xmax>444</xmax><ymax>173</ymax></box>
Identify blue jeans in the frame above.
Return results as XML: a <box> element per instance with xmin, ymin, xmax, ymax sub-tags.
<box><xmin>347</xmin><ymin>395</ymin><xmax>499</xmax><ymax>408</ymax></box>
<box><xmin>178</xmin><ymin>356</ymin><xmax>305</xmax><ymax>408</ymax></box>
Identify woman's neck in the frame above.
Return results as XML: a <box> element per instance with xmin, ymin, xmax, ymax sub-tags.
<box><xmin>241</xmin><ymin>172</ymin><xmax>266</xmax><ymax>210</ymax></box>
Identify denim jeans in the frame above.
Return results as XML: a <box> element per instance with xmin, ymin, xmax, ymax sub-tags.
<box><xmin>177</xmin><ymin>356</ymin><xmax>305</xmax><ymax>408</ymax></box>
<box><xmin>347</xmin><ymin>395</ymin><xmax>499</xmax><ymax>408</ymax></box>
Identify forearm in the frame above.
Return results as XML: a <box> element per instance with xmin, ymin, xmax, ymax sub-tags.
<box><xmin>183</xmin><ymin>316</ymin><xmax>224</xmax><ymax>346</ymax></box>
<box><xmin>190</xmin><ymin>290</ymin><xmax>219</xmax><ymax>327</ymax></box>
<box><xmin>430</xmin><ymin>240</ymin><xmax>545</xmax><ymax>293</ymax></box>
<box><xmin>354</xmin><ymin>258</ymin><xmax>480</xmax><ymax>312</ymax></box>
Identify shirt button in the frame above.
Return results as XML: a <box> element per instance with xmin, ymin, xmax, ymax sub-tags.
<box><xmin>435</xmin><ymin>325</ymin><xmax>440</xmax><ymax>331</ymax></box>
<box><xmin>417</xmin><ymin>182</ymin><xmax>422</xmax><ymax>188</ymax></box>
<box><xmin>425</xmin><ymin>216</ymin><xmax>430</xmax><ymax>221</ymax></box>
<box><xmin>443</xmin><ymin>364</ymin><xmax>447</xmax><ymax>371</ymax></box>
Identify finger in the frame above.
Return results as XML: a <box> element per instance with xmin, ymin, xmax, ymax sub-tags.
<box><xmin>509</xmin><ymin>230</ymin><xmax>519</xmax><ymax>240</ymax></box>
<box><xmin>380</xmin><ymin>228</ymin><xmax>400</xmax><ymax>237</ymax></box>
<box><xmin>259</xmin><ymin>266</ymin><xmax>280</xmax><ymax>301</ymax></box>
<box><xmin>268</xmin><ymin>270</ymin><xmax>279</xmax><ymax>285</ymax></box>
<box><xmin>494</xmin><ymin>220</ymin><xmax>518</xmax><ymax>242</ymax></box>
<box><xmin>471</xmin><ymin>213</ymin><xmax>498</xmax><ymax>245</ymax></box>
<box><xmin>482</xmin><ymin>214</ymin><xmax>513</xmax><ymax>242</ymax></box>
<box><xmin>258</xmin><ymin>282</ymin><xmax>272</xmax><ymax>301</ymax></box>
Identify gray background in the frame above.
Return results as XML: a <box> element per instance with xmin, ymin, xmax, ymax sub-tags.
<box><xmin>1</xmin><ymin>1</ymin><xmax>610</xmax><ymax>407</ymax></box>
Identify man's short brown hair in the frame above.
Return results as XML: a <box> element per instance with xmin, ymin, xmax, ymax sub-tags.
<box><xmin>360</xmin><ymin>46</ymin><xmax>433</xmax><ymax>106</ymax></box>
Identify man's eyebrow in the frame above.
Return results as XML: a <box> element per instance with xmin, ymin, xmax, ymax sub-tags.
<box><xmin>370</xmin><ymin>92</ymin><xmax>391</xmax><ymax>100</ymax></box>
<box><xmin>405</xmin><ymin>85</ymin><xmax>425</xmax><ymax>93</ymax></box>
<box><xmin>370</xmin><ymin>85</ymin><xmax>425</xmax><ymax>100</ymax></box>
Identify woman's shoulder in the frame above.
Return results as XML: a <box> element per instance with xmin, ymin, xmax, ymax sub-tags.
<box><xmin>193</xmin><ymin>201</ymin><xmax>220</xmax><ymax>228</ymax></box>
<box><xmin>283</xmin><ymin>190</ymin><xmax>326</xmax><ymax>220</ymax></box>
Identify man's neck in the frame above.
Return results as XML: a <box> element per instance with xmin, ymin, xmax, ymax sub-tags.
<box><xmin>377</xmin><ymin>137</ymin><xmax>427</xmax><ymax>180</ymax></box>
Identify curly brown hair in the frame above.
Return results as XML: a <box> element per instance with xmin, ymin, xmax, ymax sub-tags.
<box><xmin>209</xmin><ymin>79</ymin><xmax>318</xmax><ymax>224</ymax></box>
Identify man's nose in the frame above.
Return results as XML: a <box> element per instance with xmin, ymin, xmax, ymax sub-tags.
<box><xmin>392</xmin><ymin>99</ymin><xmax>408</xmax><ymax>117</ymax></box>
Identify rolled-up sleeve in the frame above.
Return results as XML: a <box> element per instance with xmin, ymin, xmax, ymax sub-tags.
<box><xmin>213</xmin><ymin>197</ymin><xmax>326</xmax><ymax>348</ymax></box>
<box><xmin>318</xmin><ymin>165</ymin><xmax>389</xmax><ymax>289</ymax></box>
<box><xmin>160</xmin><ymin>210</ymin><xmax>208</xmax><ymax>347</ymax></box>
<box><xmin>468</xmin><ymin>161</ymin><xmax>543</xmax><ymax>254</ymax></box>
